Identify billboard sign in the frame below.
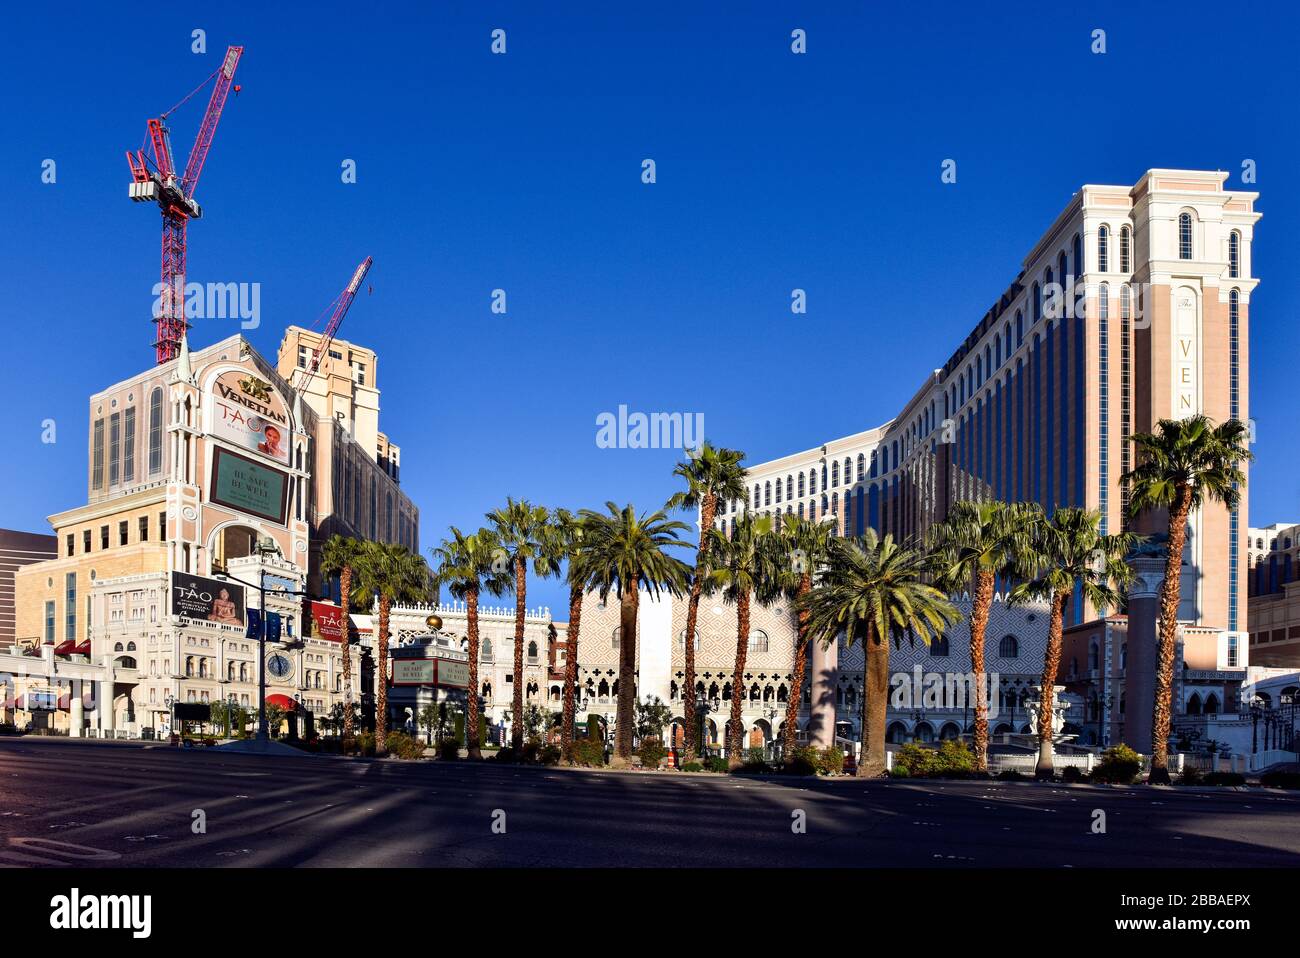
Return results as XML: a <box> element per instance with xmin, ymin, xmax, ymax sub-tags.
<box><xmin>310</xmin><ymin>601</ymin><xmax>346</xmax><ymax>643</ymax></box>
<box><xmin>210</xmin><ymin>370</ymin><xmax>291</xmax><ymax>465</ymax></box>
<box><xmin>171</xmin><ymin>571</ymin><xmax>246</xmax><ymax>627</ymax></box>
<box><xmin>210</xmin><ymin>447</ymin><xmax>289</xmax><ymax>525</ymax></box>
<box><xmin>391</xmin><ymin>657</ymin><xmax>469</xmax><ymax>689</ymax></box>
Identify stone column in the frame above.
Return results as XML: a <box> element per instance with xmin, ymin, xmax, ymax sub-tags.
<box><xmin>808</xmin><ymin>633</ymin><xmax>839</xmax><ymax>749</ymax></box>
<box><xmin>70</xmin><ymin>682</ymin><xmax>84</xmax><ymax>738</ymax></box>
<box><xmin>98</xmin><ymin>679</ymin><xmax>115</xmax><ymax>736</ymax></box>
<box><xmin>1124</xmin><ymin>556</ymin><xmax>1165</xmax><ymax>755</ymax></box>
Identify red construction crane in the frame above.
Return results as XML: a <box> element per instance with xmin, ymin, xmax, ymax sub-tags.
<box><xmin>298</xmin><ymin>258</ymin><xmax>374</xmax><ymax>385</ymax></box>
<box><xmin>126</xmin><ymin>45</ymin><xmax>244</xmax><ymax>365</ymax></box>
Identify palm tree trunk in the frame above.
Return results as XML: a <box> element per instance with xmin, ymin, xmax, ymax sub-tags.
<box><xmin>860</xmin><ymin>621</ymin><xmax>889</xmax><ymax>777</ymax></box>
<box><xmin>1149</xmin><ymin>488</ymin><xmax>1192</xmax><ymax>784</ymax></box>
<box><xmin>969</xmin><ymin>569</ymin><xmax>994</xmax><ymax>774</ymax></box>
<box><xmin>339</xmin><ymin>565</ymin><xmax>354</xmax><ymax>748</ymax></box>
<box><xmin>683</xmin><ymin>495</ymin><xmax>716</xmax><ymax>759</ymax></box>
<box><xmin>511</xmin><ymin>557</ymin><xmax>527</xmax><ymax>752</ymax></box>
<box><xmin>561</xmin><ymin>583</ymin><xmax>583</xmax><ymax>761</ymax></box>
<box><xmin>727</xmin><ymin>590</ymin><xmax>751</xmax><ymax>768</ymax></box>
<box><xmin>614</xmin><ymin>583</ymin><xmax>639</xmax><ymax>763</ymax></box>
<box><xmin>466</xmin><ymin>586</ymin><xmax>482</xmax><ymax>761</ymax></box>
<box><xmin>376</xmin><ymin>595</ymin><xmax>390</xmax><ymax>756</ymax></box>
<box><xmin>1036</xmin><ymin>589</ymin><xmax>1068</xmax><ymax>779</ymax></box>
<box><xmin>782</xmin><ymin>573</ymin><xmax>812</xmax><ymax>766</ymax></box>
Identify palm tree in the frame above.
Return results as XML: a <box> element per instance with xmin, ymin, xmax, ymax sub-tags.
<box><xmin>431</xmin><ymin>527</ymin><xmax>507</xmax><ymax>760</ymax></box>
<box><xmin>486</xmin><ymin>498</ymin><xmax>555</xmax><ymax>752</ymax></box>
<box><xmin>1011</xmin><ymin>508</ymin><xmax>1137</xmax><ymax>778</ymax></box>
<box><xmin>319</xmin><ymin>534</ymin><xmax>364</xmax><ymax>746</ymax></box>
<box><xmin>930</xmin><ymin>500</ymin><xmax>1038</xmax><ymax>773</ymax></box>
<box><xmin>766</xmin><ymin>514</ymin><xmax>833</xmax><ymax>766</ymax></box>
<box><xmin>353</xmin><ymin>542</ymin><xmax>434</xmax><ymax>756</ymax></box>
<box><xmin>546</xmin><ymin>509</ymin><xmax>593</xmax><ymax>761</ymax></box>
<box><xmin>667</xmin><ymin>443</ymin><xmax>748</xmax><ymax>758</ymax></box>
<box><xmin>802</xmin><ymin>531</ymin><xmax>958</xmax><ymax>777</ymax></box>
<box><xmin>578</xmin><ymin>502</ymin><xmax>691</xmax><ymax>764</ymax></box>
<box><xmin>1121</xmin><ymin>415</ymin><xmax>1251</xmax><ymax>783</ymax></box>
<box><xmin>707</xmin><ymin>513</ymin><xmax>776</xmax><ymax>768</ymax></box>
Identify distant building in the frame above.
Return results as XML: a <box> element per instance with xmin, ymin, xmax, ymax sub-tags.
<box><xmin>0</xmin><ymin>530</ymin><xmax>57</xmax><ymax>649</ymax></box>
<box><xmin>1247</xmin><ymin>521</ymin><xmax>1300</xmax><ymax>667</ymax></box>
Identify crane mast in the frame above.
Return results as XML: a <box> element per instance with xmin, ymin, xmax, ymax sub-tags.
<box><xmin>127</xmin><ymin>45</ymin><xmax>243</xmax><ymax>365</ymax></box>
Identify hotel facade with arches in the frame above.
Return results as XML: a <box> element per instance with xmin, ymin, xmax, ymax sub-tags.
<box><xmin>712</xmin><ymin>169</ymin><xmax>1260</xmax><ymax>755</ymax></box>
<box><xmin>7</xmin><ymin>331</ymin><xmax>420</xmax><ymax>737</ymax></box>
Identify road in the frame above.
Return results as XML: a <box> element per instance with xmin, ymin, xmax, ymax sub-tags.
<box><xmin>2</xmin><ymin>738</ymin><xmax>1298</xmax><ymax>868</ymax></box>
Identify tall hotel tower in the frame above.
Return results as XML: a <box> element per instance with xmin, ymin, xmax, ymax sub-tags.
<box><xmin>726</xmin><ymin>170</ymin><xmax>1260</xmax><ymax>750</ymax></box>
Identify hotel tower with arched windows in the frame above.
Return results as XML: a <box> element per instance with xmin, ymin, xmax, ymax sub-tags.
<box><xmin>8</xmin><ymin>331</ymin><xmax>421</xmax><ymax>737</ymax></box>
<box><xmin>716</xmin><ymin>170</ymin><xmax>1261</xmax><ymax>754</ymax></box>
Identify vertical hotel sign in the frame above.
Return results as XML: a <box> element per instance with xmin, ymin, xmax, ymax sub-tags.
<box><xmin>1174</xmin><ymin>287</ymin><xmax>1199</xmax><ymax>418</ymax></box>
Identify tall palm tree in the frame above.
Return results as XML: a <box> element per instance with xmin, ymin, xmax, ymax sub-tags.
<box><xmin>766</xmin><ymin>514</ymin><xmax>833</xmax><ymax>766</ymax></box>
<box><xmin>578</xmin><ymin>502</ymin><xmax>691</xmax><ymax>764</ymax></box>
<box><xmin>930</xmin><ymin>500</ymin><xmax>1038</xmax><ymax>773</ymax></box>
<box><xmin>486</xmin><ymin>498</ymin><xmax>555</xmax><ymax>752</ymax></box>
<box><xmin>1121</xmin><ymin>415</ymin><xmax>1251</xmax><ymax>783</ymax></box>
<box><xmin>353</xmin><ymin>542</ymin><xmax>434</xmax><ymax>756</ymax></box>
<box><xmin>667</xmin><ymin>443</ymin><xmax>748</xmax><ymax>758</ymax></box>
<box><xmin>431</xmin><ymin>527</ymin><xmax>507</xmax><ymax>760</ymax></box>
<box><xmin>802</xmin><ymin>531</ymin><xmax>958</xmax><ymax>777</ymax></box>
<box><xmin>707</xmin><ymin>513</ymin><xmax>775</xmax><ymax>768</ymax></box>
<box><xmin>1011</xmin><ymin>508</ymin><xmax>1137</xmax><ymax>778</ymax></box>
<box><xmin>547</xmin><ymin>509</ymin><xmax>593</xmax><ymax>761</ymax></box>
<box><xmin>319</xmin><ymin>534</ymin><xmax>365</xmax><ymax>746</ymax></box>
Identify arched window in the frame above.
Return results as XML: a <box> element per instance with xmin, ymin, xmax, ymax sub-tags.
<box><xmin>114</xmin><ymin>642</ymin><xmax>124</xmax><ymax>652</ymax></box>
<box><xmin>747</xmin><ymin>630</ymin><xmax>769</xmax><ymax>653</ymax></box>
<box><xmin>785</xmin><ymin>475</ymin><xmax>793</xmax><ymax>500</ymax></box>
<box><xmin>831</xmin><ymin>461</ymin><xmax>839</xmax><ymax>487</ymax></box>
<box><xmin>775</xmin><ymin>478</ymin><xmax>782</xmax><ymax>504</ymax></box>
<box><xmin>930</xmin><ymin>634</ymin><xmax>950</xmax><ymax>657</ymax></box>
<box><xmin>856</xmin><ymin>454</ymin><xmax>865</xmax><ymax>481</ymax></box>
<box><xmin>1032</xmin><ymin>282</ymin><xmax>1042</xmax><ymax>323</ymax></box>
<box><xmin>797</xmin><ymin>472</ymin><xmax>805</xmax><ymax>497</ymax></box>
<box><xmin>1178</xmin><ymin>211</ymin><xmax>1193</xmax><ymax>259</ymax></box>
<box><xmin>527</xmin><ymin>640</ymin><xmax>538</xmax><ymax>660</ymax></box>
<box><xmin>1098</xmin><ymin>225</ymin><xmax>1110</xmax><ymax>272</ymax></box>
<box><xmin>1186</xmin><ymin>693</ymin><xmax>1202</xmax><ymax>716</ymax></box>
<box><xmin>148</xmin><ymin>387</ymin><xmax>164</xmax><ymax>475</ymax></box>
<box><xmin>1088</xmin><ymin>642</ymin><xmax>1099</xmax><ymax>671</ymax></box>
<box><xmin>1204</xmin><ymin>693</ymin><xmax>1219</xmax><ymax>715</ymax></box>
<box><xmin>1228</xmin><ymin>230</ymin><xmax>1240</xmax><ymax>278</ymax></box>
<box><xmin>481</xmin><ymin>637</ymin><xmax>493</xmax><ymax>660</ymax></box>
<box><xmin>612</xmin><ymin>627</ymin><xmax>621</xmax><ymax>650</ymax></box>
<box><xmin>1015</xmin><ymin>309</ymin><xmax>1023</xmax><ymax>346</ymax></box>
<box><xmin>1119</xmin><ymin>225</ymin><xmax>1131</xmax><ymax>272</ymax></box>
<box><xmin>998</xmin><ymin>634</ymin><xmax>1019</xmax><ymax>658</ymax></box>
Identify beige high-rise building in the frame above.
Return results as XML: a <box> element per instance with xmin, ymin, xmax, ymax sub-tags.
<box><xmin>9</xmin><ymin>330</ymin><xmax>421</xmax><ymax>737</ymax></box>
<box><xmin>727</xmin><ymin>170</ymin><xmax>1261</xmax><ymax>752</ymax></box>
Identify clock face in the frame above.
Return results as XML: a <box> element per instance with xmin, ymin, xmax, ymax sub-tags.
<box><xmin>267</xmin><ymin>653</ymin><xmax>294</xmax><ymax>680</ymax></box>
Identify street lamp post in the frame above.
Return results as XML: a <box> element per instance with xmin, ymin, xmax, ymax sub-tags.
<box><xmin>695</xmin><ymin>692</ymin><xmax>710</xmax><ymax>759</ymax></box>
<box><xmin>165</xmin><ymin>693</ymin><xmax>175</xmax><ymax>743</ymax></box>
<box><xmin>227</xmin><ymin>693</ymin><xmax>237</xmax><ymax>739</ymax></box>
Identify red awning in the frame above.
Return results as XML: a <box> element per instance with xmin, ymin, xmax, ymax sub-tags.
<box><xmin>52</xmin><ymin>640</ymin><xmax>76</xmax><ymax>656</ymax></box>
<box><xmin>74</xmin><ymin>640</ymin><xmax>90</xmax><ymax>655</ymax></box>
<box><xmin>265</xmin><ymin>693</ymin><xmax>298</xmax><ymax>711</ymax></box>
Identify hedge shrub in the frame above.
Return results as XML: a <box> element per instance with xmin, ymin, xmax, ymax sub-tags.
<box><xmin>1091</xmin><ymin>743</ymin><xmax>1142</xmax><ymax>784</ymax></box>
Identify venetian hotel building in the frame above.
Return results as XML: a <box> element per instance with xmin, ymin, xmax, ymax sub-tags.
<box><xmin>721</xmin><ymin>170</ymin><xmax>1260</xmax><ymax>752</ymax></box>
<box><xmin>7</xmin><ymin>331</ymin><xmax>420</xmax><ymax>736</ymax></box>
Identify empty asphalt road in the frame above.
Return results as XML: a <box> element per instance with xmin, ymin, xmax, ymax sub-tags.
<box><xmin>2</xmin><ymin>738</ymin><xmax>1298</xmax><ymax>868</ymax></box>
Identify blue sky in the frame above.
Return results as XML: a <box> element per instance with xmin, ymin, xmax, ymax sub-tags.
<box><xmin>1</xmin><ymin>1</ymin><xmax>1297</xmax><ymax>615</ymax></box>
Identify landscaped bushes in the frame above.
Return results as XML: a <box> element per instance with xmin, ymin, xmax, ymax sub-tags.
<box><xmin>570</xmin><ymin>738</ymin><xmax>605</xmax><ymax>767</ymax></box>
<box><xmin>383</xmin><ymin>732</ymin><xmax>427</xmax><ymax>760</ymax></box>
<box><xmin>787</xmin><ymin>745</ymin><xmax>845</xmax><ymax>776</ymax></box>
<box><xmin>637</xmin><ymin>739</ymin><xmax>667</xmax><ymax>769</ymax></box>
<box><xmin>890</xmin><ymin>740</ymin><xmax>975</xmax><ymax>778</ymax></box>
<box><xmin>1090</xmin><ymin>744</ymin><xmax>1142</xmax><ymax>784</ymax></box>
<box><xmin>1261</xmin><ymin>771</ymin><xmax>1300</xmax><ymax>790</ymax></box>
